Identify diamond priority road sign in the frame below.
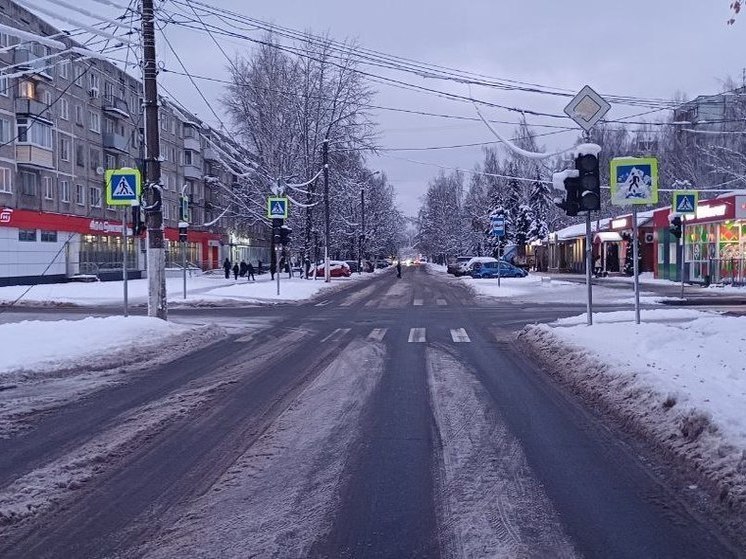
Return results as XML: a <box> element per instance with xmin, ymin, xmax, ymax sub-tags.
<box><xmin>672</xmin><ymin>190</ymin><xmax>698</xmax><ymax>216</ymax></box>
<box><xmin>105</xmin><ymin>167</ymin><xmax>141</xmax><ymax>206</ymax></box>
<box><xmin>564</xmin><ymin>85</ymin><xmax>611</xmax><ymax>132</ymax></box>
<box><xmin>267</xmin><ymin>196</ymin><xmax>289</xmax><ymax>219</ymax></box>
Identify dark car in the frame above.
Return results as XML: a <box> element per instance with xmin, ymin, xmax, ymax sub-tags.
<box><xmin>447</xmin><ymin>256</ymin><xmax>472</xmax><ymax>276</ymax></box>
<box><xmin>471</xmin><ymin>261</ymin><xmax>528</xmax><ymax>279</ymax></box>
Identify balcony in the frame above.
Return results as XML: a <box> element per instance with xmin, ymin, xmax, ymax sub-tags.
<box><xmin>203</xmin><ymin>147</ymin><xmax>218</xmax><ymax>162</ymax></box>
<box><xmin>15</xmin><ymin>98</ymin><xmax>52</xmax><ymax>121</ymax></box>
<box><xmin>16</xmin><ymin>145</ymin><xmax>54</xmax><ymax>169</ymax></box>
<box><xmin>183</xmin><ymin>164</ymin><xmax>202</xmax><ymax>180</ymax></box>
<box><xmin>102</xmin><ymin>95</ymin><xmax>130</xmax><ymax>118</ymax></box>
<box><xmin>13</xmin><ymin>49</ymin><xmax>53</xmax><ymax>81</ymax></box>
<box><xmin>103</xmin><ymin>132</ymin><xmax>128</xmax><ymax>153</ymax></box>
<box><xmin>184</xmin><ymin>136</ymin><xmax>201</xmax><ymax>151</ymax></box>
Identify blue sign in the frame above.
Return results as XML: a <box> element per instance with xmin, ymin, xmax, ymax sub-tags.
<box><xmin>267</xmin><ymin>197</ymin><xmax>288</xmax><ymax>219</ymax></box>
<box><xmin>491</xmin><ymin>216</ymin><xmax>505</xmax><ymax>237</ymax></box>
<box><xmin>673</xmin><ymin>191</ymin><xmax>698</xmax><ymax>216</ymax></box>
<box><xmin>105</xmin><ymin>168</ymin><xmax>141</xmax><ymax>206</ymax></box>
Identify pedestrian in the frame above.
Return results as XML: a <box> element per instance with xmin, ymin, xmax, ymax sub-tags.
<box><xmin>239</xmin><ymin>260</ymin><xmax>248</xmax><ymax>278</ymax></box>
<box><xmin>247</xmin><ymin>262</ymin><xmax>255</xmax><ymax>281</ymax></box>
<box><xmin>287</xmin><ymin>260</ymin><xmax>292</xmax><ymax>279</ymax></box>
<box><xmin>223</xmin><ymin>257</ymin><xmax>231</xmax><ymax>279</ymax></box>
<box><xmin>396</xmin><ymin>259</ymin><xmax>402</xmax><ymax>278</ymax></box>
<box><xmin>232</xmin><ymin>262</ymin><xmax>239</xmax><ymax>280</ymax></box>
<box><xmin>258</xmin><ymin>260</ymin><xmax>263</xmax><ymax>275</ymax></box>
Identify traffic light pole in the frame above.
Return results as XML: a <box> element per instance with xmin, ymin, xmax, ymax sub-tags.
<box><xmin>323</xmin><ymin>139</ymin><xmax>330</xmax><ymax>283</ymax></box>
<box><xmin>122</xmin><ymin>207</ymin><xmax>128</xmax><ymax>317</ymax></box>
<box><xmin>681</xmin><ymin>220</ymin><xmax>686</xmax><ymax>298</ymax></box>
<box><xmin>585</xmin><ymin>212</ymin><xmax>593</xmax><ymax>326</ymax></box>
<box><xmin>632</xmin><ymin>206</ymin><xmax>641</xmax><ymax>325</ymax></box>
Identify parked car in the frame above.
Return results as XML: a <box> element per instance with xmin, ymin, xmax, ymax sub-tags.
<box><xmin>459</xmin><ymin>256</ymin><xmax>498</xmax><ymax>276</ymax></box>
<box><xmin>447</xmin><ymin>256</ymin><xmax>473</xmax><ymax>276</ymax></box>
<box><xmin>313</xmin><ymin>260</ymin><xmax>351</xmax><ymax>278</ymax></box>
<box><xmin>345</xmin><ymin>260</ymin><xmax>360</xmax><ymax>273</ymax></box>
<box><xmin>375</xmin><ymin>260</ymin><xmax>390</xmax><ymax>269</ymax></box>
<box><xmin>470</xmin><ymin>261</ymin><xmax>528</xmax><ymax>279</ymax></box>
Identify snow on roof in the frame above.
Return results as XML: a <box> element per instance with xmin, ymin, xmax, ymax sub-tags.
<box><xmin>716</xmin><ymin>190</ymin><xmax>746</xmax><ymax>198</ymax></box>
<box><xmin>555</xmin><ymin>217</ymin><xmax>612</xmax><ymax>240</ymax></box>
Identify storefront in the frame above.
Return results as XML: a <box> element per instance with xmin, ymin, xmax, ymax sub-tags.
<box><xmin>594</xmin><ymin>212</ymin><xmax>656</xmax><ymax>275</ymax></box>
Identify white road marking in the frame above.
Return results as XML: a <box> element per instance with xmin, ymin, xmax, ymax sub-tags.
<box><xmin>314</xmin><ymin>300</ymin><xmax>330</xmax><ymax>307</ymax></box>
<box><xmin>321</xmin><ymin>328</ymin><xmax>350</xmax><ymax>343</ymax></box>
<box><xmin>413</xmin><ymin>299</ymin><xmax>424</xmax><ymax>306</ymax></box>
<box><xmin>340</xmin><ymin>301</ymin><xmax>354</xmax><ymax>307</ymax></box>
<box><xmin>367</xmin><ymin>328</ymin><xmax>387</xmax><ymax>341</ymax></box>
<box><xmin>365</xmin><ymin>299</ymin><xmax>378</xmax><ymax>307</ymax></box>
<box><xmin>450</xmin><ymin>328</ymin><xmax>471</xmax><ymax>343</ymax></box>
<box><xmin>235</xmin><ymin>334</ymin><xmax>255</xmax><ymax>343</ymax></box>
<box><xmin>408</xmin><ymin>328</ymin><xmax>426</xmax><ymax>343</ymax></box>
<box><xmin>436</xmin><ymin>299</ymin><xmax>447</xmax><ymax>306</ymax></box>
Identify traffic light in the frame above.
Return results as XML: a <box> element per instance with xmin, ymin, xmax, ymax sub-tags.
<box><xmin>180</xmin><ymin>196</ymin><xmax>189</xmax><ymax>222</ymax></box>
<box><xmin>554</xmin><ymin>176</ymin><xmax>581</xmax><ymax>216</ymax></box>
<box><xmin>178</xmin><ymin>226</ymin><xmax>188</xmax><ymax>242</ymax></box>
<box><xmin>576</xmin><ymin>153</ymin><xmax>601</xmax><ymax>211</ymax></box>
<box><xmin>669</xmin><ymin>215</ymin><xmax>682</xmax><ymax>238</ymax></box>
<box><xmin>271</xmin><ymin>218</ymin><xmax>283</xmax><ymax>245</ymax></box>
<box><xmin>280</xmin><ymin>225</ymin><xmax>292</xmax><ymax>246</ymax></box>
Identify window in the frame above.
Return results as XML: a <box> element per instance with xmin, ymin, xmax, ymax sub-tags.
<box><xmin>183</xmin><ymin>150</ymin><xmax>194</xmax><ymax>165</ymax></box>
<box><xmin>88</xmin><ymin>72</ymin><xmax>100</xmax><ymax>94</ymax></box>
<box><xmin>59</xmin><ymin>136</ymin><xmax>70</xmax><ymax>161</ymax></box>
<box><xmin>59</xmin><ymin>179</ymin><xmax>70</xmax><ymax>202</ymax></box>
<box><xmin>0</xmin><ymin>167</ymin><xmax>11</xmax><ymax>193</ymax></box>
<box><xmin>89</xmin><ymin>148</ymin><xmax>100</xmax><ymax>171</ymax></box>
<box><xmin>59</xmin><ymin>98</ymin><xmax>69</xmax><ymax>120</ymax></box>
<box><xmin>89</xmin><ymin>186</ymin><xmax>101</xmax><ymax>207</ymax></box>
<box><xmin>183</xmin><ymin>124</ymin><xmax>195</xmax><ymax>138</ymax></box>
<box><xmin>41</xmin><ymin>230</ymin><xmax>58</xmax><ymax>242</ymax></box>
<box><xmin>19</xmin><ymin>172</ymin><xmax>37</xmax><ymax>196</ymax></box>
<box><xmin>43</xmin><ymin>176</ymin><xmax>53</xmax><ymax>200</ymax></box>
<box><xmin>17</xmin><ymin>118</ymin><xmax>52</xmax><ymax>148</ymax></box>
<box><xmin>74</xmin><ymin>65</ymin><xmax>84</xmax><ymax>87</ymax></box>
<box><xmin>43</xmin><ymin>90</ymin><xmax>52</xmax><ymax>107</ymax></box>
<box><xmin>75</xmin><ymin>105</ymin><xmax>83</xmax><ymax>126</ymax></box>
<box><xmin>76</xmin><ymin>144</ymin><xmax>85</xmax><ymax>167</ymax></box>
<box><xmin>105</xmin><ymin>153</ymin><xmax>116</xmax><ymax>169</ymax></box>
<box><xmin>75</xmin><ymin>183</ymin><xmax>84</xmax><ymax>205</ymax></box>
<box><xmin>163</xmin><ymin>202</ymin><xmax>169</xmax><ymax>220</ymax></box>
<box><xmin>59</xmin><ymin>60</ymin><xmax>69</xmax><ymax>80</ymax></box>
<box><xmin>0</xmin><ymin>75</ymin><xmax>8</xmax><ymax>97</ymax></box>
<box><xmin>88</xmin><ymin>110</ymin><xmax>100</xmax><ymax>133</ymax></box>
<box><xmin>18</xmin><ymin>80</ymin><xmax>35</xmax><ymax>99</ymax></box>
<box><xmin>0</xmin><ymin>117</ymin><xmax>10</xmax><ymax>143</ymax></box>
<box><xmin>103</xmin><ymin>81</ymin><xmax>113</xmax><ymax>101</ymax></box>
<box><xmin>0</xmin><ymin>32</ymin><xmax>9</xmax><ymax>48</ymax></box>
<box><xmin>18</xmin><ymin>229</ymin><xmax>36</xmax><ymax>242</ymax></box>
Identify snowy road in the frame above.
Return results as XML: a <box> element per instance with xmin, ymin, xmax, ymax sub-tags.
<box><xmin>0</xmin><ymin>266</ymin><xmax>742</xmax><ymax>557</ymax></box>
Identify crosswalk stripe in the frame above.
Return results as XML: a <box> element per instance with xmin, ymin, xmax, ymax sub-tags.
<box><xmin>340</xmin><ymin>300</ymin><xmax>354</xmax><ymax>307</ymax></box>
<box><xmin>413</xmin><ymin>299</ymin><xmax>424</xmax><ymax>306</ymax></box>
<box><xmin>450</xmin><ymin>328</ymin><xmax>471</xmax><ymax>343</ymax></box>
<box><xmin>436</xmin><ymin>299</ymin><xmax>447</xmax><ymax>306</ymax></box>
<box><xmin>367</xmin><ymin>328</ymin><xmax>387</xmax><ymax>341</ymax></box>
<box><xmin>321</xmin><ymin>328</ymin><xmax>350</xmax><ymax>343</ymax></box>
<box><xmin>314</xmin><ymin>300</ymin><xmax>330</xmax><ymax>307</ymax></box>
<box><xmin>365</xmin><ymin>299</ymin><xmax>378</xmax><ymax>307</ymax></box>
<box><xmin>408</xmin><ymin>328</ymin><xmax>426</xmax><ymax>343</ymax></box>
<box><xmin>235</xmin><ymin>334</ymin><xmax>255</xmax><ymax>343</ymax></box>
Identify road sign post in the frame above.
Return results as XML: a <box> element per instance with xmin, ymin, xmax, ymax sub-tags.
<box><xmin>491</xmin><ymin>216</ymin><xmax>505</xmax><ymax>287</ymax></box>
<box><xmin>672</xmin><ymin>191</ymin><xmax>697</xmax><ymax>298</ymax></box>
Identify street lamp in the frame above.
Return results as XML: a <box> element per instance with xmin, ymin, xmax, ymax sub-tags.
<box><xmin>358</xmin><ymin>170</ymin><xmax>380</xmax><ymax>275</ymax></box>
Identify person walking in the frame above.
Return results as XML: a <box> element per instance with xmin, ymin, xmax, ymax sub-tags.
<box><xmin>396</xmin><ymin>259</ymin><xmax>402</xmax><ymax>278</ymax></box>
<box><xmin>258</xmin><ymin>260</ymin><xmax>263</xmax><ymax>276</ymax></box>
<box><xmin>247</xmin><ymin>262</ymin><xmax>255</xmax><ymax>281</ymax></box>
<box><xmin>239</xmin><ymin>260</ymin><xmax>248</xmax><ymax>278</ymax></box>
<box><xmin>223</xmin><ymin>257</ymin><xmax>231</xmax><ymax>280</ymax></box>
<box><xmin>232</xmin><ymin>262</ymin><xmax>239</xmax><ymax>281</ymax></box>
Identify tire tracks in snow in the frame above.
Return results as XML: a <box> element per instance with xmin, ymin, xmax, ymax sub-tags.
<box><xmin>426</xmin><ymin>346</ymin><xmax>578</xmax><ymax>559</ymax></box>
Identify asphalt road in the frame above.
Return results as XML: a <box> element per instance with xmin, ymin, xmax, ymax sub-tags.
<box><xmin>0</xmin><ymin>266</ymin><xmax>742</xmax><ymax>558</ymax></box>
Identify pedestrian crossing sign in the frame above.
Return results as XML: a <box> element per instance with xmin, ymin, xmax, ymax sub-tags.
<box><xmin>267</xmin><ymin>196</ymin><xmax>288</xmax><ymax>219</ymax></box>
<box><xmin>673</xmin><ymin>191</ymin><xmax>698</xmax><ymax>216</ymax></box>
<box><xmin>105</xmin><ymin>167</ymin><xmax>141</xmax><ymax>206</ymax></box>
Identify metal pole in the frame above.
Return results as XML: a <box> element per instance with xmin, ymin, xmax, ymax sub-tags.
<box><xmin>142</xmin><ymin>0</ymin><xmax>166</xmax><ymax>319</ymax></box>
<box><xmin>182</xmin><ymin>238</ymin><xmax>187</xmax><ymax>299</ymax></box>
<box><xmin>122</xmin><ymin>208</ymin><xmax>128</xmax><ymax>317</ymax></box>
<box><xmin>497</xmin><ymin>243</ymin><xmax>501</xmax><ymax>287</ymax></box>
<box><xmin>358</xmin><ymin>187</ymin><xmax>364</xmax><ymax>274</ymax></box>
<box><xmin>323</xmin><ymin>139</ymin><xmax>330</xmax><ymax>283</ymax></box>
<box><xmin>276</xmin><ymin>246</ymin><xmax>281</xmax><ymax>295</ymax></box>
<box><xmin>680</xmin><ymin>219</ymin><xmax>686</xmax><ymax>299</ymax></box>
<box><xmin>633</xmin><ymin>206</ymin><xmax>641</xmax><ymax>324</ymax></box>
<box><xmin>586</xmin><ymin>212</ymin><xmax>593</xmax><ymax>326</ymax></box>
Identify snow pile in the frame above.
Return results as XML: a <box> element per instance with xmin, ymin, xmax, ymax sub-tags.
<box><xmin>519</xmin><ymin>309</ymin><xmax>746</xmax><ymax>510</ymax></box>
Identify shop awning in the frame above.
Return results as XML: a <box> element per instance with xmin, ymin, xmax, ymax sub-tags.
<box><xmin>595</xmin><ymin>232</ymin><xmax>623</xmax><ymax>243</ymax></box>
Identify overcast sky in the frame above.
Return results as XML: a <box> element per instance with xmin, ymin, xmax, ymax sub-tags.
<box><xmin>38</xmin><ymin>1</ymin><xmax>746</xmax><ymax>216</ymax></box>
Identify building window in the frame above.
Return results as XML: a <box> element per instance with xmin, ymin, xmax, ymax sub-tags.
<box><xmin>17</xmin><ymin>118</ymin><xmax>53</xmax><ymax>148</ymax></box>
<box><xmin>19</xmin><ymin>171</ymin><xmax>37</xmax><ymax>196</ymax></box>
<box><xmin>59</xmin><ymin>136</ymin><xmax>70</xmax><ymax>161</ymax></box>
<box><xmin>103</xmin><ymin>81</ymin><xmax>113</xmax><ymax>100</ymax></box>
<box><xmin>75</xmin><ymin>144</ymin><xmax>85</xmax><ymax>167</ymax></box>
<box><xmin>18</xmin><ymin>80</ymin><xmax>35</xmax><ymax>99</ymax></box>
<box><xmin>59</xmin><ymin>179</ymin><xmax>70</xmax><ymax>202</ymax></box>
<box><xmin>183</xmin><ymin>150</ymin><xmax>194</xmax><ymax>165</ymax></box>
<box><xmin>88</xmin><ymin>72</ymin><xmax>100</xmax><ymax>95</ymax></box>
<box><xmin>18</xmin><ymin>229</ymin><xmax>37</xmax><ymax>242</ymax></box>
<box><xmin>0</xmin><ymin>167</ymin><xmax>11</xmax><ymax>193</ymax></box>
<box><xmin>43</xmin><ymin>176</ymin><xmax>53</xmax><ymax>200</ymax></box>
<box><xmin>75</xmin><ymin>105</ymin><xmax>83</xmax><ymax>126</ymax></box>
<box><xmin>74</xmin><ymin>64</ymin><xmax>84</xmax><ymax>87</ymax></box>
<box><xmin>75</xmin><ymin>183</ymin><xmax>85</xmax><ymax>205</ymax></box>
<box><xmin>0</xmin><ymin>32</ymin><xmax>9</xmax><ymax>48</ymax></box>
<box><xmin>41</xmin><ymin>230</ymin><xmax>58</xmax><ymax>242</ymax></box>
<box><xmin>0</xmin><ymin>75</ymin><xmax>8</xmax><ymax>97</ymax></box>
<box><xmin>59</xmin><ymin>98</ymin><xmax>69</xmax><ymax>120</ymax></box>
<box><xmin>89</xmin><ymin>186</ymin><xmax>102</xmax><ymax>207</ymax></box>
<box><xmin>89</xmin><ymin>148</ymin><xmax>100</xmax><ymax>171</ymax></box>
<box><xmin>88</xmin><ymin>111</ymin><xmax>100</xmax><ymax>133</ymax></box>
<box><xmin>105</xmin><ymin>153</ymin><xmax>116</xmax><ymax>169</ymax></box>
<box><xmin>59</xmin><ymin>60</ymin><xmax>69</xmax><ymax>79</ymax></box>
<box><xmin>43</xmin><ymin>90</ymin><xmax>52</xmax><ymax>107</ymax></box>
<box><xmin>0</xmin><ymin>117</ymin><xmax>10</xmax><ymax>143</ymax></box>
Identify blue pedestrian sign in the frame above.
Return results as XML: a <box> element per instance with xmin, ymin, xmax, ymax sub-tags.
<box><xmin>105</xmin><ymin>167</ymin><xmax>141</xmax><ymax>206</ymax></box>
<box><xmin>267</xmin><ymin>197</ymin><xmax>289</xmax><ymax>219</ymax></box>
<box><xmin>491</xmin><ymin>216</ymin><xmax>505</xmax><ymax>237</ymax></box>
<box><xmin>673</xmin><ymin>190</ymin><xmax>698</xmax><ymax>216</ymax></box>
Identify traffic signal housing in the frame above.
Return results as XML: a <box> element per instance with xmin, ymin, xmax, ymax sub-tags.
<box><xmin>576</xmin><ymin>153</ymin><xmax>601</xmax><ymax>211</ymax></box>
<box><xmin>554</xmin><ymin>176</ymin><xmax>581</xmax><ymax>217</ymax></box>
<box><xmin>669</xmin><ymin>215</ymin><xmax>682</xmax><ymax>239</ymax></box>
<box><xmin>279</xmin><ymin>225</ymin><xmax>292</xmax><ymax>246</ymax></box>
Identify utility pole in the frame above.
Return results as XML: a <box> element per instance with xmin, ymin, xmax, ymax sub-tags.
<box><xmin>141</xmin><ymin>0</ymin><xmax>166</xmax><ymax>319</ymax></box>
<box><xmin>358</xmin><ymin>186</ymin><xmax>364</xmax><ymax>274</ymax></box>
<box><xmin>323</xmin><ymin>139</ymin><xmax>330</xmax><ymax>282</ymax></box>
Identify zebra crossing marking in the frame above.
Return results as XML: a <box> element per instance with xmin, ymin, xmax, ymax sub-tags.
<box><xmin>436</xmin><ymin>299</ymin><xmax>447</xmax><ymax>306</ymax></box>
<box><xmin>367</xmin><ymin>328</ymin><xmax>387</xmax><ymax>341</ymax></box>
<box><xmin>408</xmin><ymin>328</ymin><xmax>427</xmax><ymax>343</ymax></box>
<box><xmin>413</xmin><ymin>299</ymin><xmax>424</xmax><ymax>306</ymax></box>
<box><xmin>321</xmin><ymin>328</ymin><xmax>350</xmax><ymax>343</ymax></box>
<box><xmin>450</xmin><ymin>328</ymin><xmax>471</xmax><ymax>343</ymax></box>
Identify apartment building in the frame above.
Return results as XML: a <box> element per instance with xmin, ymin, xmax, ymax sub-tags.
<box><xmin>0</xmin><ymin>0</ymin><xmax>270</xmax><ymax>286</ymax></box>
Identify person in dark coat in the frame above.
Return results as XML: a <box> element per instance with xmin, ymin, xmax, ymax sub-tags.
<box><xmin>257</xmin><ymin>260</ymin><xmax>263</xmax><ymax>275</ymax></box>
<box><xmin>239</xmin><ymin>260</ymin><xmax>248</xmax><ymax>277</ymax></box>
<box><xmin>232</xmin><ymin>262</ymin><xmax>239</xmax><ymax>280</ymax></box>
<box><xmin>247</xmin><ymin>262</ymin><xmax>255</xmax><ymax>281</ymax></box>
<box><xmin>396</xmin><ymin>259</ymin><xmax>402</xmax><ymax>278</ymax></box>
<box><xmin>223</xmin><ymin>257</ymin><xmax>231</xmax><ymax>279</ymax></box>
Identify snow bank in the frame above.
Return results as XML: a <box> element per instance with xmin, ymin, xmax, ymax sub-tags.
<box><xmin>518</xmin><ymin>310</ymin><xmax>746</xmax><ymax>510</ymax></box>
